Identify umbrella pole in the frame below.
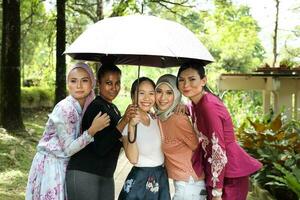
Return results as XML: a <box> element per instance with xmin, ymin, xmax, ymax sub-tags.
<box><xmin>128</xmin><ymin>65</ymin><xmax>140</xmax><ymax>143</ymax></box>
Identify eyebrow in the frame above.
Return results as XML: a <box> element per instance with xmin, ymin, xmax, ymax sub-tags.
<box><xmin>180</xmin><ymin>75</ymin><xmax>197</xmax><ymax>78</ymax></box>
<box><xmin>139</xmin><ymin>89</ymin><xmax>155</xmax><ymax>92</ymax></box>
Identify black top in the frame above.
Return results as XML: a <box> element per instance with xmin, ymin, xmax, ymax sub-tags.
<box><xmin>67</xmin><ymin>96</ymin><xmax>123</xmax><ymax>177</ymax></box>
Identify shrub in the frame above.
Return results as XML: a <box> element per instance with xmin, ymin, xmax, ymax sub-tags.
<box><xmin>21</xmin><ymin>87</ymin><xmax>54</xmax><ymax>108</ymax></box>
<box><xmin>237</xmin><ymin>113</ymin><xmax>300</xmax><ymax>200</ymax></box>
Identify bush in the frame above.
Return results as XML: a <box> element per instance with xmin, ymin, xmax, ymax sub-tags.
<box><xmin>237</xmin><ymin>113</ymin><xmax>300</xmax><ymax>200</ymax></box>
<box><xmin>21</xmin><ymin>87</ymin><xmax>54</xmax><ymax>108</ymax></box>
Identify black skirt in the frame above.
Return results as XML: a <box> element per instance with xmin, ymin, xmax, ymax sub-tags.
<box><xmin>118</xmin><ymin>165</ymin><xmax>171</xmax><ymax>200</ymax></box>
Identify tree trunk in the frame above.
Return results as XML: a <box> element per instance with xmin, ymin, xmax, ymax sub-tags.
<box><xmin>96</xmin><ymin>0</ymin><xmax>104</xmax><ymax>21</ymax></box>
<box><xmin>272</xmin><ymin>0</ymin><xmax>280</xmax><ymax>67</ymax></box>
<box><xmin>55</xmin><ymin>0</ymin><xmax>66</xmax><ymax>104</ymax></box>
<box><xmin>0</xmin><ymin>0</ymin><xmax>25</xmax><ymax>131</ymax></box>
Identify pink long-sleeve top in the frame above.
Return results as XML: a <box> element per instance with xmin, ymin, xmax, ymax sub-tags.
<box><xmin>159</xmin><ymin>114</ymin><xmax>204</xmax><ymax>182</ymax></box>
<box><xmin>191</xmin><ymin>93</ymin><xmax>262</xmax><ymax>189</ymax></box>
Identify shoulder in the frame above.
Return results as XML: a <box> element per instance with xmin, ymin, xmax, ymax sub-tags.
<box><xmin>199</xmin><ymin>94</ymin><xmax>232</xmax><ymax>122</ymax></box>
<box><xmin>85</xmin><ymin>97</ymin><xmax>106</xmax><ymax>112</ymax></box>
<box><xmin>201</xmin><ymin>94</ymin><xmax>224</xmax><ymax>111</ymax></box>
<box><xmin>169</xmin><ymin>113</ymin><xmax>188</xmax><ymax>122</ymax></box>
<box><xmin>168</xmin><ymin>114</ymin><xmax>192</xmax><ymax>128</ymax></box>
<box><xmin>50</xmin><ymin>98</ymin><xmax>79</xmax><ymax>124</ymax></box>
<box><xmin>53</xmin><ymin>97</ymin><xmax>77</xmax><ymax>115</ymax></box>
<box><xmin>90</xmin><ymin>96</ymin><xmax>106</xmax><ymax>107</ymax></box>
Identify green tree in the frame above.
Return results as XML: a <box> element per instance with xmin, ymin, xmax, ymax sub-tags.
<box><xmin>20</xmin><ymin>0</ymin><xmax>50</xmax><ymax>85</ymax></box>
<box><xmin>203</xmin><ymin>0</ymin><xmax>265</xmax><ymax>73</ymax></box>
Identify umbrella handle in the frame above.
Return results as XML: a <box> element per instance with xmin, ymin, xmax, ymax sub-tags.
<box><xmin>128</xmin><ymin>125</ymin><xmax>137</xmax><ymax>143</ymax></box>
<box><xmin>128</xmin><ymin>64</ymin><xmax>140</xmax><ymax>143</ymax></box>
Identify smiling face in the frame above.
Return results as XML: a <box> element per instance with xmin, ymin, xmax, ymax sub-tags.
<box><xmin>177</xmin><ymin>67</ymin><xmax>206</xmax><ymax>103</ymax></box>
<box><xmin>155</xmin><ymin>83</ymin><xmax>174</xmax><ymax>111</ymax></box>
<box><xmin>134</xmin><ymin>80</ymin><xmax>156</xmax><ymax>112</ymax></box>
<box><xmin>98</xmin><ymin>72</ymin><xmax>121</xmax><ymax>103</ymax></box>
<box><xmin>67</xmin><ymin>68</ymin><xmax>93</xmax><ymax>106</ymax></box>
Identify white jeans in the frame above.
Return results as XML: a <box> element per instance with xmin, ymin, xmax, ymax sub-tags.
<box><xmin>173</xmin><ymin>176</ymin><xmax>207</xmax><ymax>200</ymax></box>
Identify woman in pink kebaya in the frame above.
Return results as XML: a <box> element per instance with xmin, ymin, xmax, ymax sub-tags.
<box><xmin>176</xmin><ymin>61</ymin><xmax>262</xmax><ymax>200</ymax></box>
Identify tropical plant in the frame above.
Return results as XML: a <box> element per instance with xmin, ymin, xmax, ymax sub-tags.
<box><xmin>237</xmin><ymin>113</ymin><xmax>300</xmax><ymax>200</ymax></box>
<box><xmin>267</xmin><ymin>163</ymin><xmax>300</xmax><ymax>199</ymax></box>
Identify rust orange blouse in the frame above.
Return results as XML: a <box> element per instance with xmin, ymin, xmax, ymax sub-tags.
<box><xmin>159</xmin><ymin>114</ymin><xmax>204</xmax><ymax>182</ymax></box>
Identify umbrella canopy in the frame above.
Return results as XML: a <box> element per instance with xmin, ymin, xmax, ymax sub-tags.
<box><xmin>65</xmin><ymin>15</ymin><xmax>214</xmax><ymax>67</ymax></box>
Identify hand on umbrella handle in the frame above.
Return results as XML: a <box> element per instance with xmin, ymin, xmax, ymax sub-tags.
<box><xmin>128</xmin><ymin>110</ymin><xmax>140</xmax><ymax>143</ymax></box>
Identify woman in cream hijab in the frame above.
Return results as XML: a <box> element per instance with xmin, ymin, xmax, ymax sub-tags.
<box><xmin>155</xmin><ymin>74</ymin><xmax>206</xmax><ymax>200</ymax></box>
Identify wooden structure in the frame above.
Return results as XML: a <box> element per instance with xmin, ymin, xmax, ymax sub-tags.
<box><xmin>218</xmin><ymin>66</ymin><xmax>300</xmax><ymax>119</ymax></box>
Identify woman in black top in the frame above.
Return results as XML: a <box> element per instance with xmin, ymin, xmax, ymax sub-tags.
<box><xmin>66</xmin><ymin>63</ymin><xmax>135</xmax><ymax>200</ymax></box>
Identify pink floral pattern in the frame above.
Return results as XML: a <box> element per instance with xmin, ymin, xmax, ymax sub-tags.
<box><xmin>208</xmin><ymin>133</ymin><xmax>228</xmax><ymax>187</ymax></box>
<box><xmin>26</xmin><ymin>96</ymin><xmax>94</xmax><ymax>200</ymax></box>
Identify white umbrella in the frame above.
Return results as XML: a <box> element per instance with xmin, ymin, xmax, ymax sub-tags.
<box><xmin>65</xmin><ymin>15</ymin><xmax>214</xmax><ymax>67</ymax></box>
<box><xmin>65</xmin><ymin>15</ymin><xmax>214</xmax><ymax>143</ymax></box>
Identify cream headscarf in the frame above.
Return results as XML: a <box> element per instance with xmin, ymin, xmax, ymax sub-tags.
<box><xmin>67</xmin><ymin>62</ymin><xmax>96</xmax><ymax>116</ymax></box>
<box><xmin>155</xmin><ymin>74</ymin><xmax>182</xmax><ymax>121</ymax></box>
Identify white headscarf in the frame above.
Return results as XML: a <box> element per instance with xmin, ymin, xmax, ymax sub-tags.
<box><xmin>67</xmin><ymin>62</ymin><xmax>96</xmax><ymax>116</ymax></box>
<box><xmin>155</xmin><ymin>74</ymin><xmax>182</xmax><ymax>121</ymax></box>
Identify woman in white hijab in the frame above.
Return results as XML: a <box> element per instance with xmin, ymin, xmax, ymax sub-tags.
<box><xmin>155</xmin><ymin>74</ymin><xmax>207</xmax><ymax>200</ymax></box>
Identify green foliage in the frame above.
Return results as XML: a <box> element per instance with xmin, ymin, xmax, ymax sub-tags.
<box><xmin>21</xmin><ymin>87</ymin><xmax>54</xmax><ymax>108</ymax></box>
<box><xmin>147</xmin><ymin>0</ymin><xmax>265</xmax><ymax>73</ymax></box>
<box><xmin>247</xmin><ymin>181</ymin><xmax>275</xmax><ymax>200</ymax></box>
<box><xmin>237</xmin><ymin>113</ymin><xmax>300</xmax><ymax>200</ymax></box>
<box><xmin>279</xmin><ymin>58</ymin><xmax>299</xmax><ymax>68</ymax></box>
<box><xmin>110</xmin><ymin>0</ymin><xmax>139</xmax><ymax>16</ymax></box>
<box><xmin>20</xmin><ymin>1</ymin><xmax>56</xmax><ymax>88</ymax></box>
<box><xmin>18</xmin><ymin>0</ymin><xmax>267</xmax><ymax>96</ymax></box>
<box><xmin>267</xmin><ymin>163</ymin><xmax>300</xmax><ymax>199</ymax></box>
<box><xmin>222</xmin><ymin>90</ymin><xmax>263</xmax><ymax>128</ymax></box>
<box><xmin>21</xmin><ymin>0</ymin><xmax>47</xmax><ymax>65</ymax></box>
<box><xmin>201</xmin><ymin>0</ymin><xmax>265</xmax><ymax>73</ymax></box>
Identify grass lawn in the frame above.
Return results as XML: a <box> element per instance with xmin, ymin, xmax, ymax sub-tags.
<box><xmin>0</xmin><ymin>108</ymin><xmax>50</xmax><ymax>200</ymax></box>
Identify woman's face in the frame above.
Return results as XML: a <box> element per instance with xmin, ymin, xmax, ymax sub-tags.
<box><xmin>177</xmin><ymin>67</ymin><xmax>206</xmax><ymax>102</ymax></box>
<box><xmin>68</xmin><ymin>68</ymin><xmax>93</xmax><ymax>104</ymax></box>
<box><xmin>98</xmin><ymin>72</ymin><xmax>121</xmax><ymax>103</ymax></box>
<box><xmin>134</xmin><ymin>81</ymin><xmax>155</xmax><ymax>112</ymax></box>
<box><xmin>155</xmin><ymin>83</ymin><xmax>174</xmax><ymax>111</ymax></box>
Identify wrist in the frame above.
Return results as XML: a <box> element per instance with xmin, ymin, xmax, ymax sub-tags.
<box><xmin>129</xmin><ymin>123</ymin><xmax>136</xmax><ymax>128</ymax></box>
<box><xmin>121</xmin><ymin>116</ymin><xmax>129</xmax><ymax>124</ymax></box>
<box><xmin>88</xmin><ymin>127</ymin><xmax>95</xmax><ymax>136</ymax></box>
<box><xmin>212</xmin><ymin>188</ymin><xmax>222</xmax><ymax>198</ymax></box>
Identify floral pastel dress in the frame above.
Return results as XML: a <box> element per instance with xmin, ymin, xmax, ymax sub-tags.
<box><xmin>26</xmin><ymin>96</ymin><xmax>94</xmax><ymax>200</ymax></box>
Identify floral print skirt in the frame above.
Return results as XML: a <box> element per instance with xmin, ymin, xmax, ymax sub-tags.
<box><xmin>25</xmin><ymin>152</ymin><xmax>68</xmax><ymax>200</ymax></box>
<box><xmin>118</xmin><ymin>165</ymin><xmax>171</xmax><ymax>200</ymax></box>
